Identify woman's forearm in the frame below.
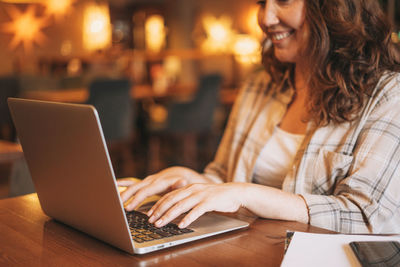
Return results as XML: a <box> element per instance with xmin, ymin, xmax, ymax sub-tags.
<box><xmin>241</xmin><ymin>183</ymin><xmax>309</xmax><ymax>224</ymax></box>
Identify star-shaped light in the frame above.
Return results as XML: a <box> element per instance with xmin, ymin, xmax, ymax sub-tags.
<box><xmin>202</xmin><ymin>15</ymin><xmax>235</xmax><ymax>53</ymax></box>
<box><xmin>44</xmin><ymin>0</ymin><xmax>76</xmax><ymax>20</ymax></box>
<box><xmin>1</xmin><ymin>5</ymin><xmax>49</xmax><ymax>52</ymax></box>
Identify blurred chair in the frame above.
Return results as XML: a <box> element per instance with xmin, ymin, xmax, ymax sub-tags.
<box><xmin>8</xmin><ymin>158</ymin><xmax>35</xmax><ymax>198</ymax></box>
<box><xmin>0</xmin><ymin>76</ymin><xmax>20</xmax><ymax>141</ymax></box>
<box><xmin>0</xmin><ymin>76</ymin><xmax>33</xmax><ymax>198</ymax></box>
<box><xmin>86</xmin><ymin>78</ymin><xmax>135</xmax><ymax>177</ymax></box>
<box><xmin>0</xmin><ymin>140</ymin><xmax>25</xmax><ymax>198</ymax></box>
<box><xmin>148</xmin><ymin>73</ymin><xmax>222</xmax><ymax>172</ymax></box>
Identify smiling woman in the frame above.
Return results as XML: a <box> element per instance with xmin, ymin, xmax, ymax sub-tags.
<box><xmin>118</xmin><ymin>0</ymin><xmax>400</xmax><ymax>234</ymax></box>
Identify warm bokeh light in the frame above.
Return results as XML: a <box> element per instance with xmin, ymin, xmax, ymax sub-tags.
<box><xmin>233</xmin><ymin>34</ymin><xmax>261</xmax><ymax>64</ymax></box>
<box><xmin>246</xmin><ymin>6</ymin><xmax>263</xmax><ymax>40</ymax></box>
<box><xmin>83</xmin><ymin>4</ymin><xmax>111</xmax><ymax>51</ymax></box>
<box><xmin>67</xmin><ymin>58</ymin><xmax>82</xmax><ymax>75</ymax></box>
<box><xmin>202</xmin><ymin>15</ymin><xmax>235</xmax><ymax>53</ymax></box>
<box><xmin>1</xmin><ymin>5</ymin><xmax>48</xmax><ymax>51</ymax></box>
<box><xmin>145</xmin><ymin>15</ymin><xmax>166</xmax><ymax>53</ymax></box>
<box><xmin>163</xmin><ymin>56</ymin><xmax>181</xmax><ymax>79</ymax></box>
<box><xmin>60</xmin><ymin>39</ymin><xmax>72</xmax><ymax>56</ymax></box>
<box><xmin>0</xmin><ymin>0</ymin><xmax>43</xmax><ymax>3</ymax></box>
<box><xmin>392</xmin><ymin>32</ymin><xmax>400</xmax><ymax>43</ymax></box>
<box><xmin>44</xmin><ymin>0</ymin><xmax>75</xmax><ymax>19</ymax></box>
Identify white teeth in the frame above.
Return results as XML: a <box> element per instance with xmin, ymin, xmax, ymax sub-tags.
<box><xmin>272</xmin><ymin>32</ymin><xmax>292</xmax><ymax>41</ymax></box>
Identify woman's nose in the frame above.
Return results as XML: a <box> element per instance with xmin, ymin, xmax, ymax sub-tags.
<box><xmin>260</xmin><ymin>2</ymin><xmax>280</xmax><ymax>28</ymax></box>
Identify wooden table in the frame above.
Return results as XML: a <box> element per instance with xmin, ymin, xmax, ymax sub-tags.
<box><xmin>0</xmin><ymin>194</ymin><xmax>332</xmax><ymax>266</ymax></box>
<box><xmin>0</xmin><ymin>140</ymin><xmax>23</xmax><ymax>163</ymax></box>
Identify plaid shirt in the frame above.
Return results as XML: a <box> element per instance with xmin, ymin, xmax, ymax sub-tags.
<box><xmin>204</xmin><ymin>70</ymin><xmax>400</xmax><ymax>234</ymax></box>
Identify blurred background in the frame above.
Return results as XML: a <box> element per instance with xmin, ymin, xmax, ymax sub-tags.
<box><xmin>0</xmin><ymin>0</ymin><xmax>399</xmax><ymax>198</ymax></box>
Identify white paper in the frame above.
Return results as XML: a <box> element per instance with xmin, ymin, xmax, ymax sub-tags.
<box><xmin>281</xmin><ymin>232</ymin><xmax>400</xmax><ymax>267</ymax></box>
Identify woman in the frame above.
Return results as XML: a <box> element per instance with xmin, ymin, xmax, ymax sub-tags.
<box><xmin>118</xmin><ymin>0</ymin><xmax>400</xmax><ymax>233</ymax></box>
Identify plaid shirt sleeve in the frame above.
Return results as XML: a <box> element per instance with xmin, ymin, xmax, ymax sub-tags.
<box><xmin>297</xmin><ymin>74</ymin><xmax>400</xmax><ymax>233</ymax></box>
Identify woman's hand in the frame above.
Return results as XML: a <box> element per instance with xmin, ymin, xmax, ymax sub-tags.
<box><xmin>117</xmin><ymin>166</ymin><xmax>213</xmax><ymax>211</ymax></box>
<box><xmin>145</xmin><ymin>182</ymin><xmax>309</xmax><ymax>229</ymax></box>
<box><xmin>147</xmin><ymin>183</ymin><xmax>244</xmax><ymax>229</ymax></box>
<box><xmin>119</xmin><ymin>169</ymin><xmax>309</xmax><ymax>228</ymax></box>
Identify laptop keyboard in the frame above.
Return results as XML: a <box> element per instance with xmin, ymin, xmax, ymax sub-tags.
<box><xmin>126</xmin><ymin>210</ymin><xmax>194</xmax><ymax>243</ymax></box>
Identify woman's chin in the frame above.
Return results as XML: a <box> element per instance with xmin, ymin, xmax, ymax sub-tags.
<box><xmin>274</xmin><ymin>48</ymin><xmax>298</xmax><ymax>64</ymax></box>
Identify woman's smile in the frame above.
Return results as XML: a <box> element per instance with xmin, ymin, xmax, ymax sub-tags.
<box><xmin>269</xmin><ymin>30</ymin><xmax>295</xmax><ymax>42</ymax></box>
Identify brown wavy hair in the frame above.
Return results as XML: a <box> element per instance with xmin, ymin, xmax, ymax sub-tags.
<box><xmin>262</xmin><ymin>0</ymin><xmax>400</xmax><ymax>125</ymax></box>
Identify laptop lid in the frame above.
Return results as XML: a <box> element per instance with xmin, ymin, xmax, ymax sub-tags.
<box><xmin>8</xmin><ymin>98</ymin><xmax>135</xmax><ymax>254</ymax></box>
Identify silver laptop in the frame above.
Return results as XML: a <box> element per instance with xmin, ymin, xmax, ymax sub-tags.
<box><xmin>8</xmin><ymin>98</ymin><xmax>249</xmax><ymax>254</ymax></box>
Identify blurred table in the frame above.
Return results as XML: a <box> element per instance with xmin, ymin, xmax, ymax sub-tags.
<box><xmin>0</xmin><ymin>193</ymin><xmax>333</xmax><ymax>266</ymax></box>
<box><xmin>20</xmin><ymin>85</ymin><xmax>238</xmax><ymax>105</ymax></box>
<box><xmin>21</xmin><ymin>88</ymin><xmax>89</xmax><ymax>103</ymax></box>
<box><xmin>0</xmin><ymin>140</ymin><xmax>23</xmax><ymax>163</ymax></box>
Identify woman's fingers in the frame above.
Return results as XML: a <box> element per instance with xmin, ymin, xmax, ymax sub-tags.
<box><xmin>169</xmin><ymin>178</ymin><xmax>188</xmax><ymax>190</ymax></box>
<box><xmin>147</xmin><ymin>183</ymin><xmax>243</xmax><ymax>228</ymax></box>
<box><xmin>154</xmin><ymin>194</ymin><xmax>207</xmax><ymax>228</ymax></box>
<box><xmin>116</xmin><ymin>179</ymin><xmax>137</xmax><ymax>187</ymax></box>
<box><xmin>125</xmin><ymin>180</ymin><xmax>176</xmax><ymax>210</ymax></box>
<box><xmin>178</xmin><ymin>204</ymin><xmax>209</xmax><ymax>228</ymax></box>
<box><xmin>118</xmin><ymin>167</ymin><xmax>206</xmax><ymax>211</ymax></box>
<box><xmin>119</xmin><ymin>179</ymin><xmax>150</xmax><ymax>203</ymax></box>
<box><xmin>117</xmin><ymin>167</ymin><xmax>219</xmax><ymax>227</ymax></box>
<box><xmin>148</xmin><ymin>186</ymin><xmax>198</xmax><ymax>222</ymax></box>
<box><xmin>148</xmin><ymin>184</ymin><xmax>213</xmax><ymax>227</ymax></box>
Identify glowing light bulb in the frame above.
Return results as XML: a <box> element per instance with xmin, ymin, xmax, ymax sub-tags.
<box><xmin>44</xmin><ymin>0</ymin><xmax>75</xmax><ymax>19</ymax></box>
<box><xmin>83</xmin><ymin>4</ymin><xmax>111</xmax><ymax>51</ymax></box>
<box><xmin>145</xmin><ymin>15</ymin><xmax>166</xmax><ymax>53</ymax></box>
<box><xmin>202</xmin><ymin>15</ymin><xmax>235</xmax><ymax>53</ymax></box>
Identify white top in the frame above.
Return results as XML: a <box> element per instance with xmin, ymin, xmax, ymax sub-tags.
<box><xmin>253</xmin><ymin>126</ymin><xmax>305</xmax><ymax>188</ymax></box>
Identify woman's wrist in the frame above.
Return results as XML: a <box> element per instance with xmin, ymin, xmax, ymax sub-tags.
<box><xmin>296</xmin><ymin>194</ymin><xmax>310</xmax><ymax>224</ymax></box>
<box><xmin>239</xmin><ymin>183</ymin><xmax>309</xmax><ymax>224</ymax></box>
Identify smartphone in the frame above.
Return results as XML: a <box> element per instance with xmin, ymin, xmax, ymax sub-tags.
<box><xmin>349</xmin><ymin>240</ymin><xmax>400</xmax><ymax>267</ymax></box>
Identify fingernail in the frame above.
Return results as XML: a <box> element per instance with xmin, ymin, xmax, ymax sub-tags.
<box><xmin>147</xmin><ymin>210</ymin><xmax>153</xmax><ymax>217</ymax></box>
<box><xmin>155</xmin><ymin>219</ymin><xmax>163</xmax><ymax>227</ymax></box>
<box><xmin>149</xmin><ymin>215</ymin><xmax>155</xmax><ymax>223</ymax></box>
<box><xmin>127</xmin><ymin>203</ymin><xmax>135</xmax><ymax>211</ymax></box>
<box><xmin>178</xmin><ymin>221</ymin><xmax>186</xmax><ymax>229</ymax></box>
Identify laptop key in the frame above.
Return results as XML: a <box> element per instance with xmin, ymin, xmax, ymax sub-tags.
<box><xmin>149</xmin><ymin>234</ymin><xmax>163</xmax><ymax>239</ymax></box>
<box><xmin>126</xmin><ymin>210</ymin><xmax>194</xmax><ymax>243</ymax></box>
<box><xmin>155</xmin><ymin>230</ymin><xmax>173</xmax><ymax>237</ymax></box>
<box><xmin>167</xmin><ymin>229</ymin><xmax>181</xmax><ymax>235</ymax></box>
<box><xmin>179</xmin><ymin>228</ymin><xmax>194</xmax><ymax>234</ymax></box>
<box><xmin>142</xmin><ymin>236</ymin><xmax>154</xmax><ymax>241</ymax></box>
